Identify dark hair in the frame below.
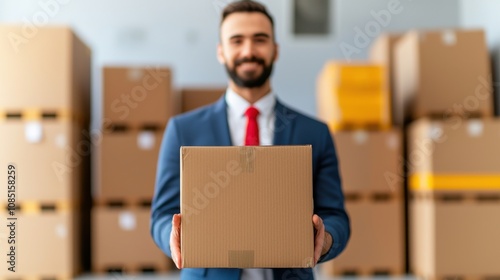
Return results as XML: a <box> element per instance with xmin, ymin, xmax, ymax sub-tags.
<box><xmin>221</xmin><ymin>0</ymin><xmax>275</xmax><ymax>38</ymax></box>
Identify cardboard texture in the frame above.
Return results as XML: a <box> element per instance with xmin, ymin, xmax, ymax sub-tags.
<box><xmin>394</xmin><ymin>29</ymin><xmax>493</xmax><ymax>124</ymax></box>
<box><xmin>317</xmin><ymin>62</ymin><xmax>391</xmax><ymax>131</ymax></box>
<box><xmin>322</xmin><ymin>197</ymin><xmax>404</xmax><ymax>275</ymax></box>
<box><xmin>103</xmin><ymin>67</ymin><xmax>174</xmax><ymax>126</ymax></box>
<box><xmin>180</xmin><ymin>146</ymin><xmax>314</xmax><ymax>268</ymax></box>
<box><xmin>0</xmin><ymin>25</ymin><xmax>91</xmax><ymax>124</ymax></box>
<box><xmin>92</xmin><ymin>206</ymin><xmax>171</xmax><ymax>272</ymax></box>
<box><xmin>410</xmin><ymin>191</ymin><xmax>500</xmax><ymax>278</ymax></box>
<box><xmin>0</xmin><ymin>120</ymin><xmax>84</xmax><ymax>203</ymax></box>
<box><xmin>369</xmin><ymin>33</ymin><xmax>403</xmax><ymax>125</ymax></box>
<box><xmin>181</xmin><ymin>88</ymin><xmax>226</xmax><ymax>112</ymax></box>
<box><xmin>0</xmin><ymin>211</ymin><xmax>80</xmax><ymax>277</ymax></box>
<box><xmin>96</xmin><ymin>129</ymin><xmax>163</xmax><ymax>201</ymax></box>
<box><xmin>408</xmin><ymin>118</ymin><xmax>500</xmax><ymax>191</ymax></box>
<box><xmin>333</xmin><ymin>129</ymin><xmax>402</xmax><ymax>193</ymax></box>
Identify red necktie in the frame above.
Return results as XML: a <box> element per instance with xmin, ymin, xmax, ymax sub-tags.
<box><xmin>244</xmin><ymin>106</ymin><xmax>260</xmax><ymax>146</ymax></box>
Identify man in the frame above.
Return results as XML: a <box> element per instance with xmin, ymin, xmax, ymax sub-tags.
<box><xmin>150</xmin><ymin>1</ymin><xmax>350</xmax><ymax>279</ymax></box>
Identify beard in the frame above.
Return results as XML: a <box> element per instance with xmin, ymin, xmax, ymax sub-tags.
<box><xmin>225</xmin><ymin>56</ymin><xmax>274</xmax><ymax>88</ymax></box>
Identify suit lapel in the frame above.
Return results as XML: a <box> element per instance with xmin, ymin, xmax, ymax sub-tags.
<box><xmin>211</xmin><ymin>95</ymin><xmax>233</xmax><ymax>146</ymax></box>
<box><xmin>273</xmin><ymin>99</ymin><xmax>296</xmax><ymax>145</ymax></box>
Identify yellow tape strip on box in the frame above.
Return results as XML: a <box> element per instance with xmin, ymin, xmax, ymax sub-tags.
<box><xmin>410</xmin><ymin>174</ymin><xmax>500</xmax><ymax>190</ymax></box>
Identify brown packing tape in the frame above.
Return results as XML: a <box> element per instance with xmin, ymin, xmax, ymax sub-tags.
<box><xmin>239</xmin><ymin>146</ymin><xmax>255</xmax><ymax>173</ymax></box>
<box><xmin>228</xmin><ymin>250</ymin><xmax>254</xmax><ymax>268</ymax></box>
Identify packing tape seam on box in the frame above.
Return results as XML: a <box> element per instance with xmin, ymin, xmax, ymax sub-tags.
<box><xmin>0</xmin><ymin>200</ymin><xmax>75</xmax><ymax>214</ymax></box>
<box><xmin>0</xmin><ymin>108</ymin><xmax>80</xmax><ymax>122</ymax></box>
<box><xmin>239</xmin><ymin>147</ymin><xmax>255</xmax><ymax>173</ymax></box>
<box><xmin>228</xmin><ymin>250</ymin><xmax>254</xmax><ymax>268</ymax></box>
<box><xmin>410</xmin><ymin>174</ymin><xmax>500</xmax><ymax>190</ymax></box>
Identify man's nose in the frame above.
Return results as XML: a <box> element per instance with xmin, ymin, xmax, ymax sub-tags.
<box><xmin>240</xmin><ymin>40</ymin><xmax>255</xmax><ymax>58</ymax></box>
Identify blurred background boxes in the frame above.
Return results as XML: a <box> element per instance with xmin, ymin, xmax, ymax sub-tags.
<box><xmin>332</xmin><ymin>129</ymin><xmax>402</xmax><ymax>193</ymax></box>
<box><xmin>322</xmin><ymin>196</ymin><xmax>404</xmax><ymax>276</ymax></box>
<box><xmin>322</xmin><ymin>129</ymin><xmax>404</xmax><ymax>276</ymax></box>
<box><xmin>0</xmin><ymin>25</ymin><xmax>91</xmax><ymax>126</ymax></box>
<box><xmin>369</xmin><ymin>33</ymin><xmax>403</xmax><ymax>125</ymax></box>
<box><xmin>181</xmin><ymin>88</ymin><xmax>225</xmax><ymax>113</ymax></box>
<box><xmin>0</xmin><ymin>209</ymin><xmax>81</xmax><ymax>278</ymax></box>
<box><xmin>408</xmin><ymin>118</ymin><xmax>500</xmax><ymax>279</ymax></box>
<box><xmin>92</xmin><ymin>65</ymin><xmax>175</xmax><ymax>274</ymax></box>
<box><xmin>394</xmin><ymin>29</ymin><xmax>493</xmax><ymax>125</ymax></box>
<box><xmin>92</xmin><ymin>207</ymin><xmax>172</xmax><ymax>274</ymax></box>
<box><xmin>317</xmin><ymin>62</ymin><xmax>391</xmax><ymax>131</ymax></box>
<box><xmin>0</xmin><ymin>119</ymin><xmax>85</xmax><ymax>203</ymax></box>
<box><xmin>103</xmin><ymin>67</ymin><xmax>176</xmax><ymax>128</ymax></box>
<box><xmin>0</xmin><ymin>24</ymin><xmax>91</xmax><ymax>279</ymax></box>
<box><xmin>95</xmin><ymin>128</ymin><xmax>163</xmax><ymax>202</ymax></box>
<box><xmin>410</xmin><ymin>190</ymin><xmax>500</xmax><ymax>279</ymax></box>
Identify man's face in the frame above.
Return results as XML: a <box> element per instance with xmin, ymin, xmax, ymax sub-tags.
<box><xmin>218</xmin><ymin>12</ymin><xmax>278</xmax><ymax>88</ymax></box>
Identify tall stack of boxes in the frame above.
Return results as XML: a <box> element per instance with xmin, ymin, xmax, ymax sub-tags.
<box><xmin>92</xmin><ymin>67</ymin><xmax>177</xmax><ymax>273</ymax></box>
<box><xmin>0</xmin><ymin>26</ymin><xmax>91</xmax><ymax>278</ymax></box>
<box><xmin>394</xmin><ymin>29</ymin><xmax>500</xmax><ymax>279</ymax></box>
<box><xmin>317</xmin><ymin>62</ymin><xmax>404</xmax><ymax>276</ymax></box>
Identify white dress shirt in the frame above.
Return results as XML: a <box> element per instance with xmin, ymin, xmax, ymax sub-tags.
<box><xmin>225</xmin><ymin>88</ymin><xmax>275</xmax><ymax>280</ymax></box>
<box><xmin>226</xmin><ymin>88</ymin><xmax>276</xmax><ymax>146</ymax></box>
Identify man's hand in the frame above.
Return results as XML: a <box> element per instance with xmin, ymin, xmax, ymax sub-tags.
<box><xmin>170</xmin><ymin>214</ymin><xmax>182</xmax><ymax>269</ymax></box>
<box><xmin>313</xmin><ymin>214</ymin><xmax>332</xmax><ymax>265</ymax></box>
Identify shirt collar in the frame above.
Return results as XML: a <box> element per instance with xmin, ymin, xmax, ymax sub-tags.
<box><xmin>225</xmin><ymin>87</ymin><xmax>276</xmax><ymax>118</ymax></box>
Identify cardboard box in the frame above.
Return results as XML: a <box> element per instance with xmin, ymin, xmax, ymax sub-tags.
<box><xmin>103</xmin><ymin>67</ymin><xmax>175</xmax><ymax>127</ymax></box>
<box><xmin>410</xmin><ymin>190</ymin><xmax>500</xmax><ymax>278</ymax></box>
<box><xmin>394</xmin><ymin>29</ymin><xmax>493</xmax><ymax>124</ymax></box>
<box><xmin>92</xmin><ymin>206</ymin><xmax>171</xmax><ymax>272</ymax></box>
<box><xmin>369</xmin><ymin>33</ymin><xmax>402</xmax><ymax>125</ymax></box>
<box><xmin>333</xmin><ymin>129</ymin><xmax>402</xmax><ymax>193</ymax></box>
<box><xmin>181</xmin><ymin>146</ymin><xmax>314</xmax><ymax>268</ymax></box>
<box><xmin>0</xmin><ymin>119</ymin><xmax>84</xmax><ymax>203</ymax></box>
<box><xmin>181</xmin><ymin>87</ymin><xmax>225</xmax><ymax>112</ymax></box>
<box><xmin>317</xmin><ymin>62</ymin><xmax>391</xmax><ymax>131</ymax></box>
<box><xmin>0</xmin><ymin>25</ymin><xmax>91</xmax><ymax>125</ymax></box>
<box><xmin>408</xmin><ymin>118</ymin><xmax>500</xmax><ymax>191</ymax></box>
<box><xmin>322</xmin><ymin>196</ymin><xmax>404</xmax><ymax>276</ymax></box>
<box><xmin>0</xmin><ymin>210</ymin><xmax>80</xmax><ymax>278</ymax></box>
<box><xmin>96</xmin><ymin>128</ymin><xmax>163</xmax><ymax>201</ymax></box>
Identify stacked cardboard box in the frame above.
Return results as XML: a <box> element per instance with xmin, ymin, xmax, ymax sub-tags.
<box><xmin>394</xmin><ymin>29</ymin><xmax>493</xmax><ymax>125</ymax></box>
<box><xmin>369</xmin><ymin>33</ymin><xmax>403</xmax><ymax>125</ymax></box>
<box><xmin>394</xmin><ymin>29</ymin><xmax>498</xmax><ymax>279</ymax></box>
<box><xmin>317</xmin><ymin>62</ymin><xmax>391</xmax><ymax>131</ymax></box>
<box><xmin>93</xmin><ymin>67</ymin><xmax>177</xmax><ymax>274</ymax></box>
<box><xmin>317</xmin><ymin>61</ymin><xmax>404</xmax><ymax>276</ymax></box>
<box><xmin>181</xmin><ymin>87</ymin><xmax>225</xmax><ymax>113</ymax></box>
<box><xmin>321</xmin><ymin>130</ymin><xmax>405</xmax><ymax>276</ymax></box>
<box><xmin>0</xmin><ymin>26</ymin><xmax>91</xmax><ymax>278</ymax></box>
<box><xmin>408</xmin><ymin>119</ymin><xmax>500</xmax><ymax>279</ymax></box>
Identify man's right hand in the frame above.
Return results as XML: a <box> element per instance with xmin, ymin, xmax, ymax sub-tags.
<box><xmin>170</xmin><ymin>214</ymin><xmax>182</xmax><ymax>269</ymax></box>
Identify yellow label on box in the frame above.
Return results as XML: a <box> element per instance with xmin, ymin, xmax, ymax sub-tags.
<box><xmin>410</xmin><ymin>174</ymin><xmax>500</xmax><ymax>190</ymax></box>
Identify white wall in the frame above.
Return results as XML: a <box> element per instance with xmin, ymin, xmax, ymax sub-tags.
<box><xmin>460</xmin><ymin>0</ymin><xmax>500</xmax><ymax>114</ymax></box>
<box><xmin>0</xmin><ymin>0</ymin><xmax>461</xmax><ymax>126</ymax></box>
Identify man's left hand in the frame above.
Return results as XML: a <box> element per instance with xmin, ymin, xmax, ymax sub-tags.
<box><xmin>313</xmin><ymin>214</ymin><xmax>332</xmax><ymax>265</ymax></box>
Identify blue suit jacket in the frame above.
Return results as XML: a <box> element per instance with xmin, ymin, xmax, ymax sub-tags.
<box><xmin>151</xmin><ymin>96</ymin><xmax>350</xmax><ymax>280</ymax></box>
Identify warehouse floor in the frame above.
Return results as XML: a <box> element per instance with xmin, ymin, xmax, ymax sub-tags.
<box><xmin>76</xmin><ymin>272</ymin><xmax>418</xmax><ymax>280</ymax></box>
